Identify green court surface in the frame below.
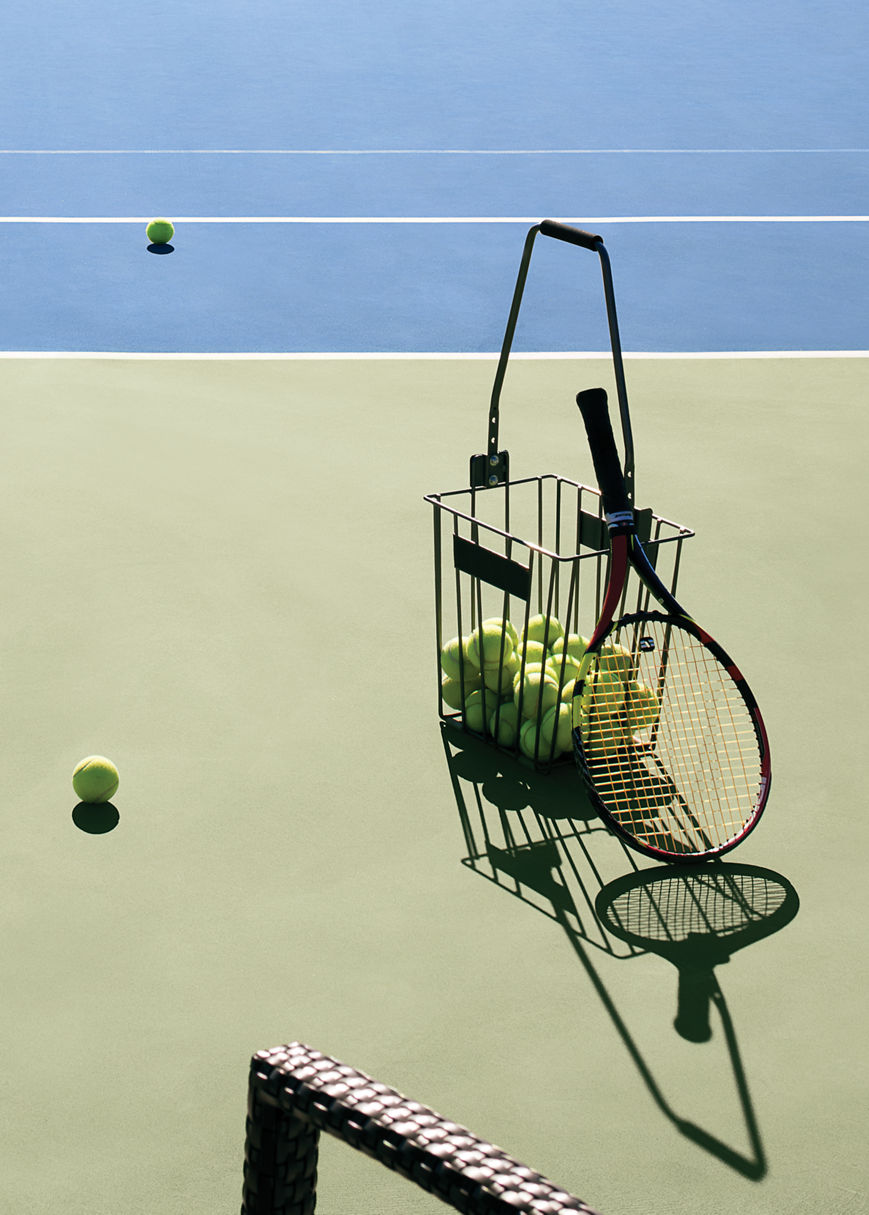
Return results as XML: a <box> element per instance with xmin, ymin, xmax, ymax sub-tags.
<box><xmin>1</xmin><ymin>355</ymin><xmax>866</xmax><ymax>1214</ymax></box>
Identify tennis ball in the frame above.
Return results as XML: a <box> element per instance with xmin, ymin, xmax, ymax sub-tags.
<box><xmin>482</xmin><ymin>616</ymin><xmax>519</xmax><ymax>648</ymax></box>
<box><xmin>551</xmin><ymin>632</ymin><xmax>589</xmax><ymax>662</ymax></box>
<box><xmin>515</xmin><ymin>669</ymin><xmax>560</xmax><ymax>720</ymax></box>
<box><xmin>441</xmin><ymin>674</ymin><xmax>481</xmax><ymax>711</ymax></box>
<box><xmin>441</xmin><ymin>636</ymin><xmax>480</xmax><ymax>681</ymax></box>
<box><xmin>540</xmin><ymin>702</ymin><xmax>573</xmax><ymax>756</ymax></box>
<box><xmin>625</xmin><ymin>682</ymin><xmax>660</xmax><ymax>732</ymax></box>
<box><xmin>559</xmin><ymin>677</ymin><xmax>577</xmax><ymax>703</ymax></box>
<box><xmin>519</xmin><ymin>718</ymin><xmax>544</xmax><ymax>760</ymax></box>
<box><xmin>588</xmin><ymin>670</ymin><xmax>629</xmax><ymax>715</ymax></box>
<box><xmin>72</xmin><ymin>755</ymin><xmax>119</xmax><ymax>804</ymax></box>
<box><xmin>489</xmin><ymin>701</ymin><xmax>520</xmax><ymax>746</ymax></box>
<box><xmin>517</xmin><ymin>639</ymin><xmax>547</xmax><ymax>668</ymax></box>
<box><xmin>146</xmin><ymin>218</ymin><xmax>174</xmax><ymax>245</ymax></box>
<box><xmin>526</xmin><ymin>613</ymin><xmax>564</xmax><ymax>649</ymax></box>
<box><xmin>482</xmin><ymin>650</ymin><xmax>520</xmax><ymax>694</ymax></box>
<box><xmin>548</xmin><ymin>649</ymin><xmax>582</xmax><ymax>684</ymax></box>
<box><xmin>599</xmin><ymin>641</ymin><xmax>633</xmax><ymax>676</ymax></box>
<box><xmin>468</xmin><ymin>621</ymin><xmax>516</xmax><ymax>670</ymax></box>
<box><xmin>464</xmin><ymin>689</ymin><xmax>491</xmax><ymax>733</ymax></box>
<box><xmin>581</xmin><ymin>715</ymin><xmax>629</xmax><ymax>753</ymax></box>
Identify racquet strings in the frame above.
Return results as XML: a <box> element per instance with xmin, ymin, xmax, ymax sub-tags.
<box><xmin>581</xmin><ymin>615</ymin><xmax>764</xmax><ymax>854</ymax></box>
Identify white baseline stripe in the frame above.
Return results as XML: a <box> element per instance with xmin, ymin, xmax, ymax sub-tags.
<box><xmin>1</xmin><ymin>215</ymin><xmax>868</xmax><ymax>224</ymax></box>
<box><xmin>0</xmin><ymin>351</ymin><xmax>866</xmax><ymax>360</ymax></box>
<box><xmin>1</xmin><ymin>147</ymin><xmax>868</xmax><ymax>155</ymax></box>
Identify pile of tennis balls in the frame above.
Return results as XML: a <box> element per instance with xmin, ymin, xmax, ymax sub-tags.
<box><xmin>441</xmin><ymin>613</ymin><xmax>660</xmax><ymax>763</ymax></box>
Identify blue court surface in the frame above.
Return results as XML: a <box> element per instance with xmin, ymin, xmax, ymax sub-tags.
<box><xmin>1</xmin><ymin>4</ymin><xmax>868</xmax><ymax>1215</ymax></box>
<box><xmin>1</xmin><ymin>0</ymin><xmax>867</xmax><ymax>354</ymax></box>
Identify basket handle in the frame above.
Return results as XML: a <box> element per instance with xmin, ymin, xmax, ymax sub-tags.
<box><xmin>471</xmin><ymin>221</ymin><xmax>635</xmax><ymax>508</ymax></box>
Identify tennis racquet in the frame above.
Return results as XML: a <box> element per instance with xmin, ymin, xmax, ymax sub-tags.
<box><xmin>572</xmin><ymin>387</ymin><xmax>771</xmax><ymax>863</ymax></box>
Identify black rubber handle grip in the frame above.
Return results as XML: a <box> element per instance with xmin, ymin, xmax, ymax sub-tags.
<box><xmin>539</xmin><ymin>220</ymin><xmax>603</xmax><ymax>250</ymax></box>
<box><xmin>576</xmin><ymin>388</ymin><xmax>632</xmax><ymax>520</ymax></box>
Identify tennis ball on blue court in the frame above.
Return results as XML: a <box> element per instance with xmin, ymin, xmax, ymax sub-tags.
<box><xmin>598</xmin><ymin>641</ymin><xmax>633</xmax><ymax>676</ymax></box>
<box><xmin>72</xmin><ymin>755</ymin><xmax>119</xmax><ymax>804</ymax></box>
<box><xmin>146</xmin><ymin>218</ymin><xmax>174</xmax><ymax>245</ymax></box>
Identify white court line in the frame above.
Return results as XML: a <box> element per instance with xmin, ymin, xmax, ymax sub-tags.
<box><xmin>1</xmin><ymin>148</ymin><xmax>868</xmax><ymax>155</ymax></box>
<box><xmin>0</xmin><ymin>351</ymin><xmax>865</xmax><ymax>360</ymax></box>
<box><xmin>2</xmin><ymin>214</ymin><xmax>868</xmax><ymax>224</ymax></box>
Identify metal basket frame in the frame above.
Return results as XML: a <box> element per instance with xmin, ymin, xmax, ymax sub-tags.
<box><xmin>425</xmin><ymin>221</ymin><xmax>694</xmax><ymax>770</ymax></box>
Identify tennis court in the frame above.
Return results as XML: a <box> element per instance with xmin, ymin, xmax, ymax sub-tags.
<box><xmin>1</xmin><ymin>2</ymin><xmax>867</xmax><ymax>1213</ymax></box>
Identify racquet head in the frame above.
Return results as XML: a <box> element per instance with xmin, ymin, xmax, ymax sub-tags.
<box><xmin>573</xmin><ymin>388</ymin><xmax>771</xmax><ymax>863</ymax></box>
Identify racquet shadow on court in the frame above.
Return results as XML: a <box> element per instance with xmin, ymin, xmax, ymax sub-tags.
<box><xmin>441</xmin><ymin>721</ymin><xmax>800</xmax><ymax>1181</ymax></box>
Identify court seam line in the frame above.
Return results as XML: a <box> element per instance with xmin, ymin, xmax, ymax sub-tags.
<box><xmin>2</xmin><ymin>215</ymin><xmax>868</xmax><ymax>223</ymax></box>
<box><xmin>1</xmin><ymin>351</ymin><xmax>865</xmax><ymax>360</ymax></box>
<box><xmin>1</xmin><ymin>148</ymin><xmax>868</xmax><ymax>155</ymax></box>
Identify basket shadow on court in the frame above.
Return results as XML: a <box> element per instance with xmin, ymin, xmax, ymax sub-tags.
<box><xmin>441</xmin><ymin>720</ymin><xmax>800</xmax><ymax>1181</ymax></box>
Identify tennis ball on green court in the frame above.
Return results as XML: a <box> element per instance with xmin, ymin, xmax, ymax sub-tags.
<box><xmin>72</xmin><ymin>755</ymin><xmax>119</xmax><ymax>804</ymax></box>
<box><xmin>468</xmin><ymin>621</ymin><xmax>516</xmax><ymax>670</ymax></box>
<box><xmin>489</xmin><ymin>701</ymin><xmax>520</xmax><ymax>746</ymax></box>
<box><xmin>146</xmin><ymin>218</ymin><xmax>174</xmax><ymax>245</ymax></box>
<box><xmin>625</xmin><ymin>682</ymin><xmax>660</xmax><ymax>732</ymax></box>
<box><xmin>540</xmin><ymin>702</ymin><xmax>573</xmax><ymax>756</ymax></box>
<box><xmin>441</xmin><ymin>674</ymin><xmax>481</xmax><ymax>711</ymax></box>
<box><xmin>515</xmin><ymin>669</ymin><xmax>560</xmax><ymax>720</ymax></box>
<box><xmin>526</xmin><ymin>613</ymin><xmax>564</xmax><ymax>649</ymax></box>
<box><xmin>441</xmin><ymin>636</ymin><xmax>479</xmax><ymax>681</ymax></box>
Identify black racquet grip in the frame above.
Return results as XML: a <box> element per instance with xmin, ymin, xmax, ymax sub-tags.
<box><xmin>539</xmin><ymin>220</ymin><xmax>603</xmax><ymax>251</ymax></box>
<box><xmin>576</xmin><ymin>388</ymin><xmax>632</xmax><ymax>520</ymax></box>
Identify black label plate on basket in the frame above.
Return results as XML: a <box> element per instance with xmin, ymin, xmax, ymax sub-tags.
<box><xmin>453</xmin><ymin>535</ymin><xmax>532</xmax><ymax>600</ymax></box>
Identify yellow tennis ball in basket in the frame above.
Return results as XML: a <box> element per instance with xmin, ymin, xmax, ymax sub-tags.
<box><xmin>464</xmin><ymin>689</ymin><xmax>491</xmax><ymax>733</ymax></box>
<box><xmin>482</xmin><ymin>650</ymin><xmax>520</xmax><ymax>694</ymax></box>
<box><xmin>517</xmin><ymin>639</ymin><xmax>547</xmax><ymax>668</ymax></box>
<box><xmin>468</xmin><ymin>621</ymin><xmax>516</xmax><ymax>670</ymax></box>
<box><xmin>599</xmin><ymin>641</ymin><xmax>633</xmax><ymax>676</ymax></box>
<box><xmin>489</xmin><ymin>700</ymin><xmax>520</xmax><ymax>746</ymax></box>
<box><xmin>515</xmin><ymin>669</ymin><xmax>559</xmax><ymax>720</ymax></box>
<box><xmin>72</xmin><ymin>755</ymin><xmax>119</xmax><ymax>804</ymax></box>
<box><xmin>441</xmin><ymin>674</ymin><xmax>481</xmax><ymax>711</ymax></box>
<box><xmin>146</xmin><ymin>218</ymin><xmax>174</xmax><ymax>245</ymax></box>
<box><xmin>441</xmin><ymin>636</ymin><xmax>479</xmax><ymax>681</ymax></box>
<box><xmin>482</xmin><ymin>616</ymin><xmax>519</xmax><ymax>648</ymax></box>
<box><xmin>625</xmin><ymin>681</ymin><xmax>660</xmax><ymax>732</ymax></box>
<box><xmin>526</xmin><ymin>613</ymin><xmax>565</xmax><ymax>649</ymax></box>
<box><xmin>540</xmin><ymin>702</ymin><xmax>573</xmax><ymax>756</ymax></box>
<box><xmin>551</xmin><ymin>633</ymin><xmax>589</xmax><ymax>663</ymax></box>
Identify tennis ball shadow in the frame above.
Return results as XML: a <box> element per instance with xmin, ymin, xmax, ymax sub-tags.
<box><xmin>72</xmin><ymin>802</ymin><xmax>120</xmax><ymax>834</ymax></box>
<box><xmin>147</xmin><ymin>243</ymin><xmax>175</xmax><ymax>255</ymax></box>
